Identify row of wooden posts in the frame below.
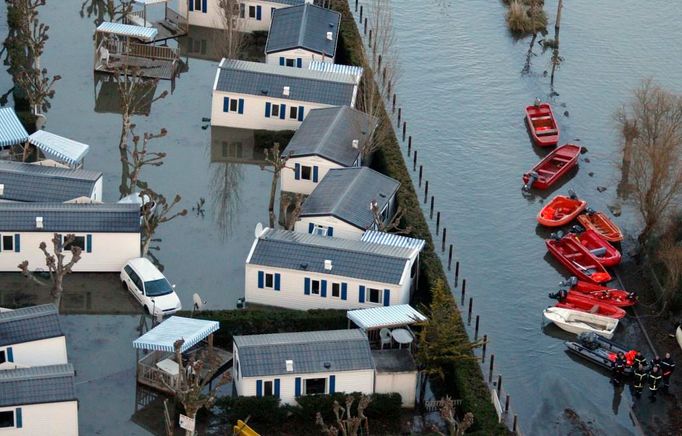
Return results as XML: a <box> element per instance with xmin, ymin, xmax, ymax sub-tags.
<box><xmin>352</xmin><ymin>1</ymin><xmax>519</xmax><ymax>432</ymax></box>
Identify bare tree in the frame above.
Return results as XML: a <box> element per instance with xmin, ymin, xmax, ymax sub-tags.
<box><xmin>215</xmin><ymin>0</ymin><xmax>245</xmax><ymax>59</ymax></box>
<box><xmin>316</xmin><ymin>395</ymin><xmax>371</xmax><ymax>436</ymax></box>
<box><xmin>616</xmin><ymin>79</ymin><xmax>682</xmax><ymax>245</ymax></box>
<box><xmin>281</xmin><ymin>193</ymin><xmax>304</xmax><ymax>230</ymax></box>
<box><xmin>370</xmin><ymin>200</ymin><xmax>411</xmax><ymax>234</ymax></box>
<box><xmin>261</xmin><ymin>143</ymin><xmax>289</xmax><ymax>228</ymax></box>
<box><xmin>210</xmin><ymin>162</ymin><xmax>243</xmax><ymax>237</ymax></box>
<box><xmin>430</xmin><ymin>396</ymin><xmax>474</xmax><ymax>436</ymax></box>
<box><xmin>140</xmin><ymin>189</ymin><xmax>188</xmax><ymax>257</ymax></box>
<box><xmin>121</xmin><ymin>127</ymin><xmax>168</xmax><ymax>196</ymax></box>
<box><xmin>79</xmin><ymin>0</ymin><xmax>133</xmax><ymax>24</ymax></box>
<box><xmin>17</xmin><ymin>233</ymin><xmax>82</xmax><ymax>311</ymax></box>
<box><xmin>655</xmin><ymin>214</ymin><xmax>682</xmax><ymax>312</ymax></box>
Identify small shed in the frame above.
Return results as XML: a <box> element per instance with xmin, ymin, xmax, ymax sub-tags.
<box><xmin>132</xmin><ymin>316</ymin><xmax>231</xmax><ymax>395</ymax></box>
<box><xmin>27</xmin><ymin>130</ymin><xmax>90</xmax><ymax>169</ymax></box>
<box><xmin>0</xmin><ymin>108</ymin><xmax>29</xmax><ymax>149</ymax></box>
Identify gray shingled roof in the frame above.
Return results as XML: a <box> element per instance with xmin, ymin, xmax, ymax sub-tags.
<box><xmin>0</xmin><ymin>202</ymin><xmax>141</xmax><ymax>233</ymax></box>
<box><xmin>249</xmin><ymin>229</ymin><xmax>413</xmax><ymax>284</ymax></box>
<box><xmin>300</xmin><ymin>167</ymin><xmax>400</xmax><ymax>230</ymax></box>
<box><xmin>282</xmin><ymin>106</ymin><xmax>373</xmax><ymax>166</ymax></box>
<box><xmin>0</xmin><ymin>304</ymin><xmax>63</xmax><ymax>347</ymax></box>
<box><xmin>0</xmin><ymin>161</ymin><xmax>101</xmax><ymax>202</ymax></box>
<box><xmin>0</xmin><ymin>364</ymin><xmax>76</xmax><ymax>407</ymax></box>
<box><xmin>269</xmin><ymin>0</ymin><xmax>306</xmax><ymax>5</ymax></box>
<box><xmin>215</xmin><ymin>59</ymin><xmax>356</xmax><ymax>106</ymax></box>
<box><xmin>234</xmin><ymin>329</ymin><xmax>373</xmax><ymax>377</ymax></box>
<box><xmin>265</xmin><ymin>4</ymin><xmax>341</xmax><ymax>56</ymax></box>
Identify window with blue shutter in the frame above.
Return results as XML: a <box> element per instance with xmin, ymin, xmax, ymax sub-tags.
<box><xmin>15</xmin><ymin>408</ymin><xmax>22</xmax><ymax>428</ymax></box>
<box><xmin>295</xmin><ymin>377</ymin><xmax>302</xmax><ymax>396</ymax></box>
<box><xmin>265</xmin><ymin>102</ymin><xmax>271</xmax><ymax>118</ymax></box>
<box><xmin>308</xmin><ymin>222</ymin><xmax>314</xmax><ymax>233</ymax></box>
<box><xmin>327</xmin><ymin>227</ymin><xmax>334</xmax><ymax>237</ymax></box>
<box><xmin>202</xmin><ymin>0</ymin><xmax>207</xmax><ymax>13</ymax></box>
<box><xmin>238</xmin><ymin>98</ymin><xmax>244</xmax><ymax>114</ymax></box>
<box><xmin>294</xmin><ymin>163</ymin><xmax>301</xmax><ymax>180</ymax></box>
<box><xmin>312</xmin><ymin>166</ymin><xmax>319</xmax><ymax>182</ymax></box>
<box><xmin>86</xmin><ymin>234</ymin><xmax>92</xmax><ymax>253</ymax></box>
<box><xmin>6</xmin><ymin>347</ymin><xmax>13</xmax><ymax>362</ymax></box>
<box><xmin>321</xmin><ymin>280</ymin><xmax>327</xmax><ymax>297</ymax></box>
<box><xmin>297</xmin><ymin>106</ymin><xmax>304</xmax><ymax>121</ymax></box>
<box><xmin>274</xmin><ymin>379</ymin><xmax>281</xmax><ymax>398</ymax></box>
<box><xmin>341</xmin><ymin>283</ymin><xmax>347</xmax><ymax>300</ymax></box>
<box><xmin>359</xmin><ymin>285</ymin><xmax>365</xmax><ymax>303</ymax></box>
<box><xmin>256</xmin><ymin>5</ymin><xmax>262</xmax><ymax>20</ymax></box>
<box><xmin>258</xmin><ymin>271</ymin><xmax>264</xmax><ymax>288</ymax></box>
<box><xmin>383</xmin><ymin>289</ymin><xmax>391</xmax><ymax>306</ymax></box>
<box><xmin>279</xmin><ymin>57</ymin><xmax>285</xmax><ymax>66</ymax></box>
<box><xmin>223</xmin><ymin>97</ymin><xmax>230</xmax><ymax>112</ymax></box>
<box><xmin>296</xmin><ymin>58</ymin><xmax>302</xmax><ymax>68</ymax></box>
<box><xmin>329</xmin><ymin>375</ymin><xmax>336</xmax><ymax>394</ymax></box>
<box><xmin>14</xmin><ymin>234</ymin><xmax>20</xmax><ymax>252</ymax></box>
<box><xmin>274</xmin><ymin>273</ymin><xmax>281</xmax><ymax>291</ymax></box>
<box><xmin>188</xmin><ymin>0</ymin><xmax>193</xmax><ymax>11</ymax></box>
<box><xmin>304</xmin><ymin>277</ymin><xmax>311</xmax><ymax>295</ymax></box>
<box><xmin>279</xmin><ymin>104</ymin><xmax>286</xmax><ymax>120</ymax></box>
<box><xmin>256</xmin><ymin>380</ymin><xmax>263</xmax><ymax>398</ymax></box>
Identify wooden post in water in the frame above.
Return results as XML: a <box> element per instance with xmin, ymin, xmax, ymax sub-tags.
<box><xmin>363</xmin><ymin>18</ymin><xmax>367</xmax><ymax>34</ymax></box>
<box><xmin>413</xmin><ymin>150</ymin><xmax>417</xmax><ymax>171</ymax></box>
<box><xmin>461</xmin><ymin>278</ymin><xmax>466</xmax><ymax>304</ymax></box>
<box><xmin>482</xmin><ymin>334</ymin><xmax>488</xmax><ymax>362</ymax></box>
<box><xmin>467</xmin><ymin>297</ymin><xmax>473</xmax><ymax>324</ymax></box>
<box><xmin>447</xmin><ymin>242</ymin><xmax>452</xmax><ymax>267</ymax></box>
<box><xmin>555</xmin><ymin>0</ymin><xmax>563</xmax><ymax>45</ymax></box>
<box><xmin>392</xmin><ymin>94</ymin><xmax>396</xmax><ymax>113</ymax></box>
<box><xmin>441</xmin><ymin>228</ymin><xmax>446</xmax><ymax>251</ymax></box>
<box><xmin>424</xmin><ymin>181</ymin><xmax>429</xmax><ymax>203</ymax></box>
<box><xmin>387</xmin><ymin>79</ymin><xmax>391</xmax><ymax>96</ymax></box>
<box><xmin>513</xmin><ymin>415</ymin><xmax>518</xmax><ymax>433</ymax></box>
<box><xmin>377</xmin><ymin>54</ymin><xmax>382</xmax><ymax>71</ymax></box>
<box><xmin>437</xmin><ymin>212</ymin><xmax>442</xmax><ymax>235</ymax></box>
<box><xmin>408</xmin><ymin>136</ymin><xmax>412</xmax><ymax>155</ymax></box>
<box><xmin>429</xmin><ymin>196</ymin><xmax>434</xmax><ymax>219</ymax></box>
<box><xmin>368</xmin><ymin>29</ymin><xmax>372</xmax><ymax>47</ymax></box>
<box><xmin>355</xmin><ymin>0</ymin><xmax>358</xmax><ymax>12</ymax></box>
<box><xmin>359</xmin><ymin>5</ymin><xmax>363</xmax><ymax>22</ymax></box>
<box><xmin>402</xmin><ymin>121</ymin><xmax>406</xmax><ymax>141</ymax></box>
<box><xmin>455</xmin><ymin>261</ymin><xmax>460</xmax><ymax>284</ymax></box>
<box><xmin>397</xmin><ymin>107</ymin><xmax>401</xmax><ymax>126</ymax></box>
<box><xmin>418</xmin><ymin>165</ymin><xmax>422</xmax><ymax>185</ymax></box>
<box><xmin>497</xmin><ymin>375</ymin><xmax>502</xmax><ymax>397</ymax></box>
<box><xmin>505</xmin><ymin>395</ymin><xmax>510</xmax><ymax>414</ymax></box>
<box><xmin>489</xmin><ymin>354</ymin><xmax>495</xmax><ymax>382</ymax></box>
<box><xmin>474</xmin><ymin>315</ymin><xmax>480</xmax><ymax>339</ymax></box>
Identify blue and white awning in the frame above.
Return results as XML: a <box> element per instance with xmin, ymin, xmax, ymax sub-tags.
<box><xmin>361</xmin><ymin>230</ymin><xmax>426</xmax><ymax>252</ymax></box>
<box><xmin>309</xmin><ymin>61</ymin><xmax>363</xmax><ymax>81</ymax></box>
<box><xmin>133</xmin><ymin>316</ymin><xmax>220</xmax><ymax>352</ymax></box>
<box><xmin>28</xmin><ymin>130</ymin><xmax>90</xmax><ymax>166</ymax></box>
<box><xmin>0</xmin><ymin>108</ymin><xmax>29</xmax><ymax>147</ymax></box>
<box><xmin>348</xmin><ymin>304</ymin><xmax>427</xmax><ymax>330</ymax></box>
<box><xmin>96</xmin><ymin>22</ymin><xmax>158</xmax><ymax>41</ymax></box>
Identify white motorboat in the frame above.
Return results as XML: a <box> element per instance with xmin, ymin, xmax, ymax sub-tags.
<box><xmin>543</xmin><ymin>307</ymin><xmax>619</xmax><ymax>339</ymax></box>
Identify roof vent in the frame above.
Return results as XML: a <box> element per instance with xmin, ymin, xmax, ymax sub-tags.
<box><xmin>326</xmin><ymin>31</ymin><xmax>333</xmax><ymax>41</ymax></box>
<box><xmin>323</xmin><ymin>361</ymin><xmax>331</xmax><ymax>369</ymax></box>
<box><xmin>283</xmin><ymin>86</ymin><xmax>290</xmax><ymax>96</ymax></box>
<box><xmin>36</xmin><ymin>216</ymin><xmax>44</xmax><ymax>229</ymax></box>
<box><xmin>324</xmin><ymin>259</ymin><xmax>332</xmax><ymax>271</ymax></box>
<box><xmin>300</xmin><ymin>263</ymin><xmax>308</xmax><ymax>270</ymax></box>
<box><xmin>352</xmin><ymin>139</ymin><xmax>359</xmax><ymax>149</ymax></box>
<box><xmin>0</xmin><ymin>184</ymin><xmax>4</xmax><ymax>196</ymax></box>
<box><xmin>286</xmin><ymin>360</ymin><xmax>294</xmax><ymax>372</ymax></box>
<box><xmin>261</xmin><ymin>89</ymin><xmax>268</xmax><ymax>95</ymax></box>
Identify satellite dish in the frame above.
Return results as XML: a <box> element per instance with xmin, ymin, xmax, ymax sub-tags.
<box><xmin>193</xmin><ymin>293</ymin><xmax>206</xmax><ymax>311</ymax></box>
<box><xmin>254</xmin><ymin>222</ymin><xmax>264</xmax><ymax>237</ymax></box>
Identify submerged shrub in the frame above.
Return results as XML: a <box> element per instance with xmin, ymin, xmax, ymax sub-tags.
<box><xmin>506</xmin><ymin>0</ymin><xmax>548</xmax><ymax>34</ymax></box>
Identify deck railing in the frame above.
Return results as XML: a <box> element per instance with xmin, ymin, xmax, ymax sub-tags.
<box><xmin>104</xmin><ymin>39</ymin><xmax>179</xmax><ymax>62</ymax></box>
<box><xmin>137</xmin><ymin>351</ymin><xmax>179</xmax><ymax>394</ymax></box>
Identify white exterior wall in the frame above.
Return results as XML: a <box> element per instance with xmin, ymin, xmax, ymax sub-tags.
<box><xmin>179</xmin><ymin>0</ymin><xmax>293</xmax><ymax>32</ymax></box>
<box><xmin>294</xmin><ymin>216</ymin><xmax>363</xmax><ymax>240</ymax></box>
<box><xmin>0</xmin><ymin>232</ymin><xmax>140</xmax><ymax>272</ymax></box>
<box><xmin>91</xmin><ymin>178</ymin><xmax>103</xmax><ymax>202</ymax></box>
<box><xmin>244</xmin><ymin>263</ymin><xmax>411</xmax><ymax>310</ymax></box>
<box><xmin>0</xmin><ymin>337</ymin><xmax>68</xmax><ymax>370</ymax></box>
<box><xmin>211</xmin><ymin>91</ymin><xmax>336</xmax><ymax>131</ymax></box>
<box><xmin>280</xmin><ymin>156</ymin><xmax>347</xmax><ymax>195</ymax></box>
<box><xmin>0</xmin><ymin>401</ymin><xmax>78</xmax><ymax>436</ymax></box>
<box><xmin>265</xmin><ymin>49</ymin><xmax>334</xmax><ymax>69</ymax></box>
<box><xmin>375</xmin><ymin>371</ymin><xmax>418</xmax><ymax>408</ymax></box>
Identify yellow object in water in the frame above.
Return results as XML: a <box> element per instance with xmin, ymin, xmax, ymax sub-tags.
<box><xmin>233</xmin><ymin>420</ymin><xmax>260</xmax><ymax>436</ymax></box>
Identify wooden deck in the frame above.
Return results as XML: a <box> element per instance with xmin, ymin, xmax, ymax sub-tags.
<box><xmin>95</xmin><ymin>55</ymin><xmax>178</xmax><ymax>80</ymax></box>
<box><xmin>124</xmin><ymin>7</ymin><xmax>188</xmax><ymax>42</ymax></box>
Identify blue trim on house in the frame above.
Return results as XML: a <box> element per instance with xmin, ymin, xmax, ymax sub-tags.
<box><xmin>359</xmin><ymin>285</ymin><xmax>365</xmax><ymax>303</ymax></box>
<box><xmin>256</xmin><ymin>379</ymin><xmax>263</xmax><ymax>397</ymax></box>
<box><xmin>383</xmin><ymin>289</ymin><xmax>390</xmax><ymax>306</ymax></box>
<box><xmin>274</xmin><ymin>378</ymin><xmax>280</xmax><ymax>398</ymax></box>
<box><xmin>329</xmin><ymin>375</ymin><xmax>335</xmax><ymax>394</ymax></box>
<box><xmin>321</xmin><ymin>280</ymin><xmax>327</xmax><ymax>297</ymax></box>
<box><xmin>295</xmin><ymin>377</ymin><xmax>301</xmax><ymax>396</ymax></box>
<box><xmin>258</xmin><ymin>271</ymin><xmax>264</xmax><ymax>288</ymax></box>
<box><xmin>341</xmin><ymin>283</ymin><xmax>347</xmax><ymax>300</ymax></box>
<box><xmin>304</xmin><ymin>277</ymin><xmax>310</xmax><ymax>295</ymax></box>
<box><xmin>274</xmin><ymin>273</ymin><xmax>281</xmax><ymax>291</ymax></box>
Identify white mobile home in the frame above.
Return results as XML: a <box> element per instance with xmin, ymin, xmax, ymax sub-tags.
<box><xmin>178</xmin><ymin>0</ymin><xmax>307</xmax><ymax>32</ymax></box>
<box><xmin>233</xmin><ymin>329</ymin><xmax>375</xmax><ymax>405</ymax></box>
<box><xmin>265</xmin><ymin>3</ymin><xmax>341</xmax><ymax>68</ymax></box>
<box><xmin>211</xmin><ymin>59</ymin><xmax>359</xmax><ymax>130</ymax></box>
<box><xmin>0</xmin><ymin>108</ymin><xmax>29</xmax><ymax>151</ymax></box>
<box><xmin>245</xmin><ymin>228</ymin><xmax>422</xmax><ymax>310</ymax></box>
<box><xmin>280</xmin><ymin>106</ymin><xmax>374</xmax><ymax>195</ymax></box>
<box><xmin>0</xmin><ymin>203</ymin><xmax>140</xmax><ymax>272</ymax></box>
<box><xmin>0</xmin><ymin>364</ymin><xmax>78</xmax><ymax>435</ymax></box>
<box><xmin>293</xmin><ymin>167</ymin><xmax>400</xmax><ymax>239</ymax></box>
<box><xmin>0</xmin><ymin>305</ymin><xmax>67</xmax><ymax>370</ymax></box>
<box><xmin>0</xmin><ymin>161</ymin><xmax>102</xmax><ymax>203</ymax></box>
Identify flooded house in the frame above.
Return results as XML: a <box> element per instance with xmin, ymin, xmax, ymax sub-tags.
<box><xmin>0</xmin><ymin>108</ymin><xmax>29</xmax><ymax>155</ymax></box>
<box><xmin>0</xmin><ymin>364</ymin><xmax>78</xmax><ymax>435</ymax></box>
<box><xmin>123</xmin><ymin>0</ymin><xmax>189</xmax><ymax>41</ymax></box>
<box><xmin>265</xmin><ymin>3</ymin><xmax>341</xmax><ymax>68</ymax></box>
<box><xmin>0</xmin><ymin>161</ymin><xmax>102</xmax><ymax>203</ymax></box>
<box><xmin>280</xmin><ymin>105</ymin><xmax>373</xmax><ymax>195</ymax></box>
<box><xmin>244</xmin><ymin>228</ymin><xmax>422</xmax><ymax>310</ymax></box>
<box><xmin>0</xmin><ymin>203</ymin><xmax>140</xmax><ymax>272</ymax></box>
<box><xmin>178</xmin><ymin>0</ymin><xmax>308</xmax><ymax>32</ymax></box>
<box><xmin>0</xmin><ymin>305</ymin><xmax>67</xmax><ymax>370</ymax></box>
<box><xmin>210</xmin><ymin>59</ymin><xmax>359</xmax><ymax>130</ymax></box>
<box><xmin>232</xmin><ymin>329</ymin><xmax>375</xmax><ymax>405</ymax></box>
<box><xmin>293</xmin><ymin>167</ymin><xmax>400</xmax><ymax>239</ymax></box>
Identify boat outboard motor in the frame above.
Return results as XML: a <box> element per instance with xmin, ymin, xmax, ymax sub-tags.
<box><xmin>578</xmin><ymin>332</ymin><xmax>600</xmax><ymax>350</ymax></box>
<box><xmin>523</xmin><ymin>171</ymin><xmax>539</xmax><ymax>191</ymax></box>
<box><xmin>549</xmin><ymin>230</ymin><xmax>565</xmax><ymax>241</ymax></box>
<box><xmin>559</xmin><ymin>276</ymin><xmax>579</xmax><ymax>288</ymax></box>
<box><xmin>548</xmin><ymin>289</ymin><xmax>568</xmax><ymax>301</ymax></box>
<box><xmin>568</xmin><ymin>189</ymin><xmax>578</xmax><ymax>200</ymax></box>
<box><xmin>585</xmin><ymin>207</ymin><xmax>596</xmax><ymax>215</ymax></box>
<box><xmin>570</xmin><ymin>225</ymin><xmax>585</xmax><ymax>234</ymax></box>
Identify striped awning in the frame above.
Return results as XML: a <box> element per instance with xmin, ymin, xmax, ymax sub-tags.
<box><xmin>347</xmin><ymin>304</ymin><xmax>427</xmax><ymax>330</ymax></box>
<box><xmin>96</xmin><ymin>22</ymin><xmax>158</xmax><ymax>41</ymax></box>
<box><xmin>133</xmin><ymin>0</ymin><xmax>169</xmax><ymax>4</ymax></box>
<box><xmin>0</xmin><ymin>108</ymin><xmax>29</xmax><ymax>147</ymax></box>
<box><xmin>361</xmin><ymin>230</ymin><xmax>426</xmax><ymax>252</ymax></box>
<box><xmin>132</xmin><ymin>316</ymin><xmax>220</xmax><ymax>352</ymax></box>
<box><xmin>28</xmin><ymin>130</ymin><xmax>90</xmax><ymax>166</ymax></box>
<box><xmin>308</xmin><ymin>61</ymin><xmax>363</xmax><ymax>81</ymax></box>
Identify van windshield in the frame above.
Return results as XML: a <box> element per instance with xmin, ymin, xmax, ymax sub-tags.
<box><xmin>144</xmin><ymin>278</ymin><xmax>173</xmax><ymax>297</ymax></box>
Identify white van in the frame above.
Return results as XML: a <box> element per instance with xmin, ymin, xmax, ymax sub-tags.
<box><xmin>120</xmin><ymin>257</ymin><xmax>182</xmax><ymax>316</ymax></box>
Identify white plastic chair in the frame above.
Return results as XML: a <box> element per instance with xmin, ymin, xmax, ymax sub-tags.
<box><xmin>379</xmin><ymin>328</ymin><xmax>392</xmax><ymax>350</ymax></box>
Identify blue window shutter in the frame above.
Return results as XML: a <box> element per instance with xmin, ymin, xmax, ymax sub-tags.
<box><xmin>294</xmin><ymin>163</ymin><xmax>301</xmax><ymax>180</ymax></box>
<box><xmin>279</xmin><ymin>57</ymin><xmax>285</xmax><ymax>66</ymax></box>
<box><xmin>188</xmin><ymin>0</ymin><xmax>193</xmax><ymax>12</ymax></box>
<box><xmin>256</xmin><ymin>5</ymin><xmax>262</xmax><ymax>20</ymax></box>
<box><xmin>296</xmin><ymin>58</ymin><xmax>302</xmax><ymax>68</ymax></box>
<box><xmin>14</xmin><ymin>234</ymin><xmax>20</xmax><ymax>252</ymax></box>
<box><xmin>327</xmin><ymin>227</ymin><xmax>333</xmax><ymax>237</ymax></box>
<box><xmin>86</xmin><ymin>234</ymin><xmax>92</xmax><ymax>253</ymax></box>
<box><xmin>279</xmin><ymin>104</ymin><xmax>286</xmax><ymax>120</ymax></box>
<box><xmin>7</xmin><ymin>347</ymin><xmax>13</xmax><ymax>362</ymax></box>
<box><xmin>304</xmin><ymin>277</ymin><xmax>311</xmax><ymax>295</ymax></box>
<box><xmin>321</xmin><ymin>280</ymin><xmax>327</xmax><ymax>297</ymax></box>
<box><xmin>274</xmin><ymin>273</ymin><xmax>281</xmax><ymax>291</ymax></box>
<box><xmin>341</xmin><ymin>283</ymin><xmax>347</xmax><ymax>300</ymax></box>
<box><xmin>202</xmin><ymin>0</ymin><xmax>207</xmax><ymax>13</ymax></box>
<box><xmin>15</xmin><ymin>407</ymin><xmax>22</xmax><ymax>428</ymax></box>
<box><xmin>223</xmin><ymin>96</ymin><xmax>230</xmax><ymax>112</ymax></box>
<box><xmin>312</xmin><ymin>166</ymin><xmax>319</xmax><ymax>182</ymax></box>
<box><xmin>298</xmin><ymin>106</ymin><xmax>304</xmax><ymax>121</ymax></box>
<box><xmin>238</xmin><ymin>98</ymin><xmax>244</xmax><ymax>114</ymax></box>
<box><xmin>295</xmin><ymin>377</ymin><xmax>301</xmax><ymax>396</ymax></box>
<box><xmin>265</xmin><ymin>102</ymin><xmax>271</xmax><ymax>117</ymax></box>
<box><xmin>359</xmin><ymin>285</ymin><xmax>365</xmax><ymax>303</ymax></box>
<box><xmin>329</xmin><ymin>375</ymin><xmax>335</xmax><ymax>394</ymax></box>
<box><xmin>258</xmin><ymin>271</ymin><xmax>264</xmax><ymax>288</ymax></box>
<box><xmin>274</xmin><ymin>378</ymin><xmax>281</xmax><ymax>398</ymax></box>
<box><xmin>308</xmin><ymin>222</ymin><xmax>314</xmax><ymax>233</ymax></box>
<box><xmin>383</xmin><ymin>289</ymin><xmax>390</xmax><ymax>306</ymax></box>
<box><xmin>256</xmin><ymin>380</ymin><xmax>263</xmax><ymax>398</ymax></box>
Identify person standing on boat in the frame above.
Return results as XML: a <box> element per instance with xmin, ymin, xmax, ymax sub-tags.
<box><xmin>633</xmin><ymin>364</ymin><xmax>647</xmax><ymax>398</ymax></box>
<box><xmin>661</xmin><ymin>353</ymin><xmax>675</xmax><ymax>391</ymax></box>
<box><xmin>648</xmin><ymin>365</ymin><xmax>662</xmax><ymax>400</ymax></box>
<box><xmin>612</xmin><ymin>352</ymin><xmax>626</xmax><ymax>384</ymax></box>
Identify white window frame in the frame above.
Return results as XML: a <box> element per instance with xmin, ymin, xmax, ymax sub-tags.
<box><xmin>193</xmin><ymin>0</ymin><xmax>201</xmax><ymax>11</ymax></box>
<box><xmin>285</xmin><ymin>58</ymin><xmax>295</xmax><ymax>67</ymax></box>
<box><xmin>300</xmin><ymin>165</ymin><xmax>312</xmax><ymax>180</ymax></box>
<box><xmin>263</xmin><ymin>379</ymin><xmax>274</xmax><ymax>397</ymax></box>
<box><xmin>312</xmin><ymin>225</ymin><xmax>328</xmax><ymax>237</ymax></box>
<box><xmin>264</xmin><ymin>273</ymin><xmax>274</xmax><ymax>289</ymax></box>
<box><xmin>311</xmin><ymin>279</ymin><xmax>321</xmax><ymax>295</ymax></box>
<box><xmin>1</xmin><ymin>234</ymin><xmax>14</xmax><ymax>252</ymax></box>
<box><xmin>331</xmin><ymin>282</ymin><xmax>341</xmax><ymax>298</ymax></box>
<box><xmin>303</xmin><ymin>377</ymin><xmax>327</xmax><ymax>395</ymax></box>
<box><xmin>239</xmin><ymin>3</ymin><xmax>245</xmax><ymax>18</ymax></box>
<box><xmin>271</xmin><ymin>103</ymin><xmax>280</xmax><ymax>118</ymax></box>
<box><xmin>289</xmin><ymin>106</ymin><xmax>298</xmax><ymax>119</ymax></box>
<box><xmin>368</xmin><ymin>287</ymin><xmax>382</xmax><ymax>304</ymax></box>
<box><xmin>248</xmin><ymin>5</ymin><xmax>256</xmax><ymax>18</ymax></box>
<box><xmin>0</xmin><ymin>409</ymin><xmax>15</xmax><ymax>429</ymax></box>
